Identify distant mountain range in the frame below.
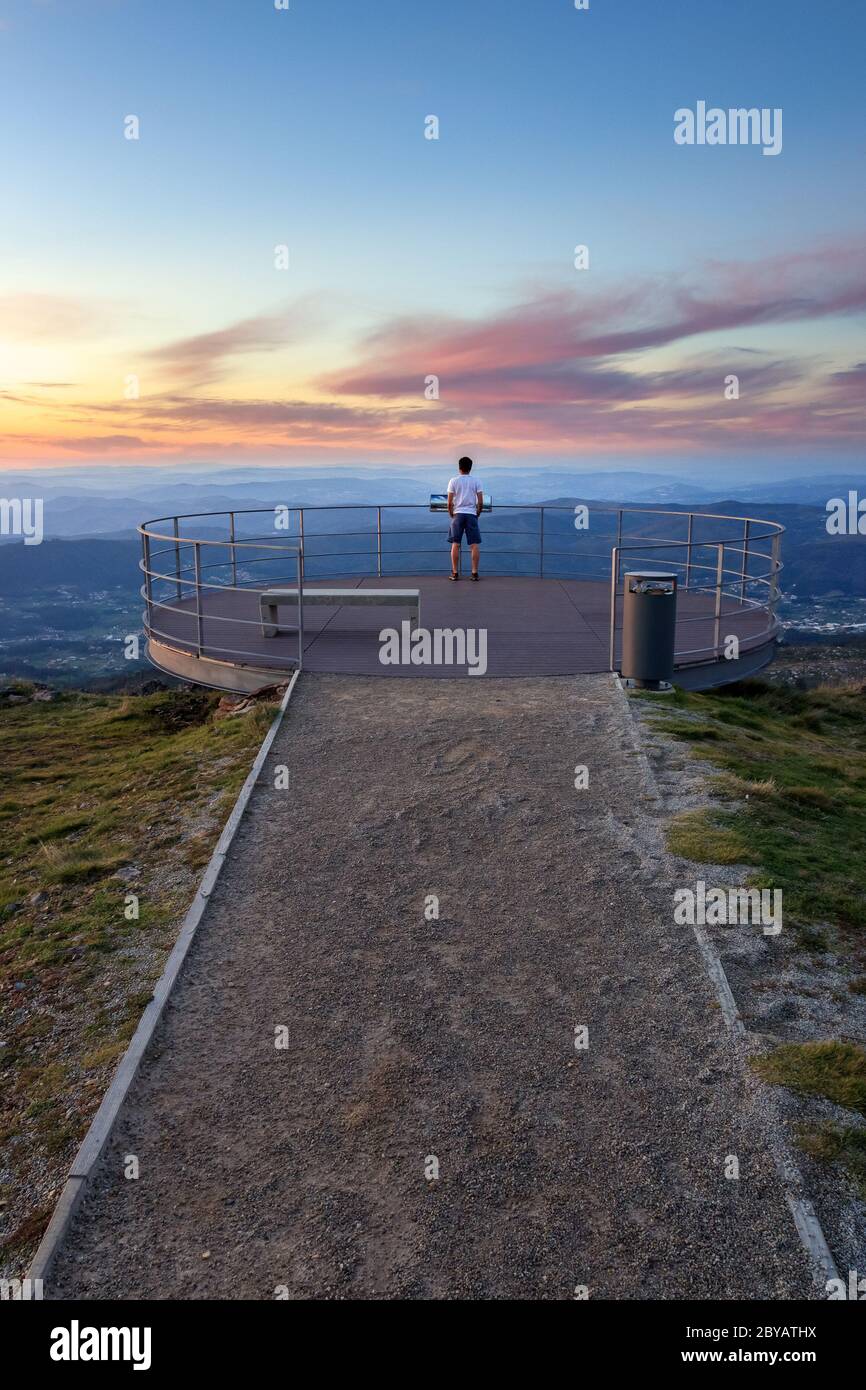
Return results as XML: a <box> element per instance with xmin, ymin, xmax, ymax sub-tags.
<box><xmin>0</xmin><ymin>499</ymin><xmax>863</xmax><ymax>600</ymax></box>
<box><xmin>1</xmin><ymin>466</ymin><xmax>863</xmax><ymax>539</ymax></box>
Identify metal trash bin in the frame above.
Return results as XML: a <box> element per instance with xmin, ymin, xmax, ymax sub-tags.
<box><xmin>621</xmin><ymin>571</ymin><xmax>677</xmax><ymax>688</ymax></box>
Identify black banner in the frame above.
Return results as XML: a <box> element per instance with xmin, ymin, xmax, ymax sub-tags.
<box><xmin>3</xmin><ymin>1297</ymin><xmax>861</xmax><ymax>1374</ymax></box>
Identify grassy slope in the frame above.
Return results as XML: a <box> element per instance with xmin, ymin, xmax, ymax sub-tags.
<box><xmin>646</xmin><ymin>680</ymin><xmax>866</xmax><ymax>946</ymax></box>
<box><xmin>636</xmin><ymin>677</ymin><xmax>866</xmax><ymax>1194</ymax></box>
<box><xmin>0</xmin><ymin>685</ymin><xmax>276</xmax><ymax>1272</ymax></box>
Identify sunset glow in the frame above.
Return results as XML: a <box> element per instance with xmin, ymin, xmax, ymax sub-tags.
<box><xmin>1</xmin><ymin>0</ymin><xmax>864</xmax><ymax>472</ymax></box>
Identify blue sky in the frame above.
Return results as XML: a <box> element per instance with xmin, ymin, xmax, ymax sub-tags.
<box><xmin>1</xmin><ymin>0</ymin><xmax>864</xmax><ymax>471</ymax></box>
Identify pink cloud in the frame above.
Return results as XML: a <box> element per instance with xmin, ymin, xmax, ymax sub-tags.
<box><xmin>321</xmin><ymin>245</ymin><xmax>866</xmax><ymax>407</ymax></box>
<box><xmin>6</xmin><ymin>242</ymin><xmax>865</xmax><ymax>460</ymax></box>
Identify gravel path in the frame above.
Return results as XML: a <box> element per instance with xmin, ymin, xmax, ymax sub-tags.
<box><xmin>50</xmin><ymin>674</ymin><xmax>816</xmax><ymax>1299</ymax></box>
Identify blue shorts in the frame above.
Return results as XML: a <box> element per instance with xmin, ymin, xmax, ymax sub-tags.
<box><xmin>448</xmin><ymin>513</ymin><xmax>481</xmax><ymax>545</ymax></box>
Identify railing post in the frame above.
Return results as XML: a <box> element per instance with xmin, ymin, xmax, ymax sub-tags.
<box><xmin>684</xmin><ymin>512</ymin><xmax>694</xmax><ymax>591</ymax></box>
<box><xmin>172</xmin><ymin>516</ymin><xmax>182</xmax><ymax>600</ymax></box>
<box><xmin>713</xmin><ymin>542</ymin><xmax>724</xmax><ymax>656</ymax></box>
<box><xmin>770</xmin><ymin>532</ymin><xmax>781</xmax><ymax>613</ymax></box>
<box><xmin>609</xmin><ymin>546</ymin><xmax>619</xmax><ymax>671</ymax></box>
<box><xmin>142</xmin><ymin>531</ymin><xmax>153</xmax><ymax>623</ymax></box>
<box><xmin>193</xmin><ymin>542</ymin><xmax>204</xmax><ymax>657</ymax></box>
<box><xmin>616</xmin><ymin>508</ymin><xmax>623</xmax><ymax>552</ymax></box>
<box><xmin>377</xmin><ymin>506</ymin><xmax>382</xmax><ymax>578</ymax></box>
<box><xmin>296</xmin><ymin>547</ymin><xmax>304</xmax><ymax>672</ymax></box>
<box><xmin>229</xmin><ymin>511</ymin><xmax>237</xmax><ymax>588</ymax></box>
<box><xmin>539</xmin><ymin>506</ymin><xmax>545</xmax><ymax>578</ymax></box>
<box><xmin>739</xmin><ymin>519</ymin><xmax>750</xmax><ymax>602</ymax></box>
<box><xmin>298</xmin><ymin>508</ymin><xmax>305</xmax><ymax>581</ymax></box>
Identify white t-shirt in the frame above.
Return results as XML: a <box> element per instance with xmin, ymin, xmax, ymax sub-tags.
<box><xmin>448</xmin><ymin>474</ymin><xmax>481</xmax><ymax>514</ymax></box>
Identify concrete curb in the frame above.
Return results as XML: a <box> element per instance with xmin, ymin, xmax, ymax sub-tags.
<box><xmin>615</xmin><ymin>675</ymin><xmax>840</xmax><ymax>1295</ymax></box>
<box><xmin>28</xmin><ymin>671</ymin><xmax>300</xmax><ymax>1288</ymax></box>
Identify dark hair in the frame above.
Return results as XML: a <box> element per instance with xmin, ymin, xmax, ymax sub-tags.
<box><xmin>458</xmin><ymin>456</ymin><xmax>473</xmax><ymax>473</ymax></box>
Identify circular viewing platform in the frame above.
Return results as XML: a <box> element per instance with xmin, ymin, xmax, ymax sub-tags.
<box><xmin>138</xmin><ymin>503</ymin><xmax>783</xmax><ymax>693</ymax></box>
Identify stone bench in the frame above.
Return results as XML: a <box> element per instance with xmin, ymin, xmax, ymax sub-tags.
<box><xmin>259</xmin><ymin>587</ymin><xmax>421</xmax><ymax>638</ymax></box>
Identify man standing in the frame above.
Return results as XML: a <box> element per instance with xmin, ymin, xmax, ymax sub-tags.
<box><xmin>447</xmin><ymin>456</ymin><xmax>482</xmax><ymax>580</ymax></box>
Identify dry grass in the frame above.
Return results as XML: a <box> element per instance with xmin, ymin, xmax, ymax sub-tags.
<box><xmin>667</xmin><ymin>808</ymin><xmax>755</xmax><ymax>866</ymax></box>
<box><xmin>751</xmin><ymin>1041</ymin><xmax>866</xmax><ymax>1116</ymax></box>
<box><xmin>0</xmin><ymin>685</ymin><xmax>279</xmax><ymax>1275</ymax></box>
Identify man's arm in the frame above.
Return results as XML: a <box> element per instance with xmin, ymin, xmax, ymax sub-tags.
<box><xmin>447</xmin><ymin>485</ymin><xmax>455</xmax><ymax>517</ymax></box>
<box><xmin>476</xmin><ymin>483</ymin><xmax>483</xmax><ymax>517</ymax></box>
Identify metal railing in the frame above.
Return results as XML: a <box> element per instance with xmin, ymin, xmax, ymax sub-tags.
<box><xmin>140</xmin><ymin>522</ymin><xmax>304</xmax><ymax>674</ymax></box>
<box><xmin>138</xmin><ymin>503</ymin><xmax>783</xmax><ymax>675</ymax></box>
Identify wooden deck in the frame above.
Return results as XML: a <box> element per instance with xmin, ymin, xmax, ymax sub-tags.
<box><xmin>145</xmin><ymin>575</ymin><xmax>775</xmax><ymax>686</ymax></box>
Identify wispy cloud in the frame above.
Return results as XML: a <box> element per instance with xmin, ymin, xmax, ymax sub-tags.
<box><xmin>4</xmin><ymin>243</ymin><xmax>865</xmax><ymax>460</ymax></box>
<box><xmin>321</xmin><ymin>244</ymin><xmax>866</xmax><ymax>405</ymax></box>
<box><xmin>0</xmin><ymin>293</ymin><xmax>122</xmax><ymax>341</ymax></box>
<box><xmin>53</xmin><ymin>433</ymin><xmax>148</xmax><ymax>452</ymax></box>
<box><xmin>143</xmin><ymin>298</ymin><xmax>323</xmax><ymax>386</ymax></box>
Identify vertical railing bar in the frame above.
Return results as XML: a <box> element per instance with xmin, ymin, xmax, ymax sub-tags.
<box><xmin>229</xmin><ymin>511</ymin><xmax>237</xmax><ymax>588</ymax></box>
<box><xmin>609</xmin><ymin>545</ymin><xmax>619</xmax><ymax>671</ymax></box>
<box><xmin>296</xmin><ymin>546</ymin><xmax>304</xmax><ymax>672</ymax></box>
<box><xmin>713</xmin><ymin>542</ymin><xmax>724</xmax><ymax>657</ymax></box>
<box><xmin>770</xmin><ymin>532</ymin><xmax>781</xmax><ymax>621</ymax></box>
<box><xmin>685</xmin><ymin>512</ymin><xmax>694</xmax><ymax>591</ymax></box>
<box><xmin>539</xmin><ymin>506</ymin><xmax>545</xmax><ymax>578</ymax></box>
<box><xmin>172</xmin><ymin>516</ymin><xmax>182</xmax><ymax>601</ymax></box>
<box><xmin>142</xmin><ymin>530</ymin><xmax>153</xmax><ymax>624</ymax></box>
<box><xmin>193</xmin><ymin>542</ymin><xmax>204</xmax><ymax>657</ymax></box>
<box><xmin>740</xmin><ymin>518</ymin><xmax>750</xmax><ymax>602</ymax></box>
<box><xmin>298</xmin><ymin>508</ymin><xmax>305</xmax><ymax>581</ymax></box>
<box><xmin>377</xmin><ymin>506</ymin><xmax>382</xmax><ymax>578</ymax></box>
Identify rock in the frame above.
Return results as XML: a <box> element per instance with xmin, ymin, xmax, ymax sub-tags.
<box><xmin>214</xmin><ymin>695</ymin><xmax>254</xmax><ymax>720</ymax></box>
<box><xmin>112</xmin><ymin>865</ymin><xmax>142</xmax><ymax>882</ymax></box>
<box><xmin>29</xmin><ymin>891</ymin><xmax>48</xmax><ymax>906</ymax></box>
<box><xmin>253</xmin><ymin>683</ymin><xmax>289</xmax><ymax>702</ymax></box>
<box><xmin>757</xmin><ymin>998</ymin><xmax>798</xmax><ymax>1024</ymax></box>
<box><xmin>215</xmin><ymin>698</ymin><xmax>256</xmax><ymax>720</ymax></box>
<box><xmin>214</xmin><ymin>684</ymin><xmax>286</xmax><ymax>719</ymax></box>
